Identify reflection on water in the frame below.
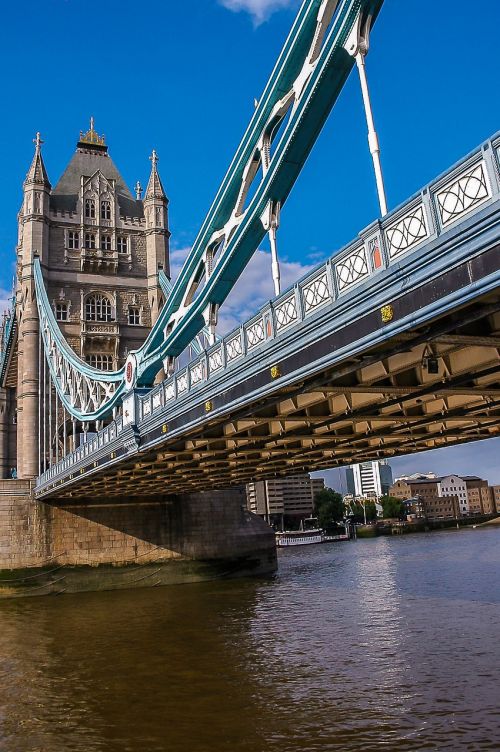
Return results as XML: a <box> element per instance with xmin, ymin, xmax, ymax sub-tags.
<box><xmin>1</xmin><ymin>528</ymin><xmax>500</xmax><ymax>751</ymax></box>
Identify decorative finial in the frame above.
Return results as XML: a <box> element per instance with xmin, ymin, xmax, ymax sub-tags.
<box><xmin>145</xmin><ymin>148</ymin><xmax>166</xmax><ymax>200</ymax></box>
<box><xmin>25</xmin><ymin>131</ymin><xmax>50</xmax><ymax>187</ymax></box>
<box><xmin>33</xmin><ymin>132</ymin><xmax>43</xmax><ymax>152</ymax></box>
<box><xmin>79</xmin><ymin>117</ymin><xmax>106</xmax><ymax>147</ymax></box>
<box><xmin>135</xmin><ymin>181</ymin><xmax>143</xmax><ymax>200</ymax></box>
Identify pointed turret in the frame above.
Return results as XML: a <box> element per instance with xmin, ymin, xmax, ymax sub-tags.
<box><xmin>17</xmin><ymin>133</ymin><xmax>51</xmax><ymax>478</ymax></box>
<box><xmin>143</xmin><ymin>149</ymin><xmax>170</xmax><ymax>321</ymax></box>
<box><xmin>24</xmin><ymin>132</ymin><xmax>51</xmax><ymax>189</ymax></box>
<box><xmin>145</xmin><ymin>150</ymin><xmax>167</xmax><ymax>200</ymax></box>
<box><xmin>21</xmin><ymin>133</ymin><xmax>51</xmax><ymax>260</ymax></box>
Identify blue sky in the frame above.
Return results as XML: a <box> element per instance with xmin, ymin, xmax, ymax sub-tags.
<box><xmin>1</xmin><ymin>0</ymin><xmax>499</xmax><ymax>483</ymax></box>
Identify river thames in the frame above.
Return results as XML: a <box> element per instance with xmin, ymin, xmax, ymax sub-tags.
<box><xmin>1</xmin><ymin>527</ymin><xmax>499</xmax><ymax>751</ymax></box>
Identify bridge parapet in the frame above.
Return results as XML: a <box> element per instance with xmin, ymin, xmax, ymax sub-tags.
<box><xmin>35</xmin><ymin>131</ymin><xmax>500</xmax><ymax>497</ymax></box>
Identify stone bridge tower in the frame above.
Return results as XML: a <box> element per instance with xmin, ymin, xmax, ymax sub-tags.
<box><xmin>0</xmin><ymin>121</ymin><xmax>170</xmax><ymax>478</ymax></box>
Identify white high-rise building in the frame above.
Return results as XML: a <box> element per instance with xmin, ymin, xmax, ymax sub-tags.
<box><xmin>346</xmin><ymin>460</ymin><xmax>393</xmax><ymax>498</ymax></box>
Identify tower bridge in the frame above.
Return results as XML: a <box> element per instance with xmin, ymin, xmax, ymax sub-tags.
<box><xmin>1</xmin><ymin>0</ymin><xmax>500</xmax><ymax>594</ymax></box>
<box><xmin>35</xmin><ymin>135</ymin><xmax>500</xmax><ymax>499</ymax></box>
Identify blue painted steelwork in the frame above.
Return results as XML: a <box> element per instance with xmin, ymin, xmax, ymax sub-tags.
<box><xmin>34</xmin><ymin>0</ymin><xmax>384</xmax><ymax>420</ymax></box>
<box><xmin>134</xmin><ymin>0</ymin><xmax>383</xmax><ymax>384</ymax></box>
<box><xmin>0</xmin><ymin>297</ymin><xmax>17</xmax><ymax>385</ymax></box>
<box><xmin>158</xmin><ymin>270</ymin><xmax>220</xmax><ymax>356</ymax></box>
<box><xmin>35</xmin><ymin>130</ymin><xmax>500</xmax><ymax>496</ymax></box>
<box><xmin>34</xmin><ymin>258</ymin><xmax>124</xmax><ymax>421</ymax></box>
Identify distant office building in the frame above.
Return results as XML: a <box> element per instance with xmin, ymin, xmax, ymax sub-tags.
<box><xmin>346</xmin><ymin>460</ymin><xmax>393</xmax><ymax>498</ymax></box>
<box><xmin>246</xmin><ymin>474</ymin><xmax>325</xmax><ymax>527</ymax></box>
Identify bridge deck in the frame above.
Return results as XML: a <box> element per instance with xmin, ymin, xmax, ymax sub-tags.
<box><xmin>36</xmin><ymin>133</ymin><xmax>500</xmax><ymax>499</ymax></box>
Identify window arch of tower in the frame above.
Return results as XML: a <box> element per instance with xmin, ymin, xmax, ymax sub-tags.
<box><xmin>100</xmin><ymin>191</ymin><xmax>114</xmax><ymax>222</ymax></box>
<box><xmin>84</xmin><ymin>194</ymin><xmax>96</xmax><ymax>220</ymax></box>
<box><xmin>83</xmin><ymin>187</ymin><xmax>115</xmax><ymax>225</ymax></box>
<box><xmin>84</xmin><ymin>292</ymin><xmax>114</xmax><ymax>322</ymax></box>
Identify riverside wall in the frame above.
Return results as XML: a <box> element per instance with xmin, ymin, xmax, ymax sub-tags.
<box><xmin>0</xmin><ymin>480</ymin><xmax>277</xmax><ymax>597</ymax></box>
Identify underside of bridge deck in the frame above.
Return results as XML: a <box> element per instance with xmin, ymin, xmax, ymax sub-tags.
<box><xmin>53</xmin><ymin>291</ymin><xmax>500</xmax><ymax>498</ymax></box>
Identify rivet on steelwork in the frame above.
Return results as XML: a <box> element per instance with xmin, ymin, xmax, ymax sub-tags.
<box><xmin>381</xmin><ymin>304</ymin><xmax>394</xmax><ymax>323</ymax></box>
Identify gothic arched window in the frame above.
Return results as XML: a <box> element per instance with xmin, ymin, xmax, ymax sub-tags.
<box><xmin>85</xmin><ymin>293</ymin><xmax>113</xmax><ymax>322</ymax></box>
<box><xmin>101</xmin><ymin>200</ymin><xmax>111</xmax><ymax>220</ymax></box>
<box><xmin>85</xmin><ymin>198</ymin><xmax>96</xmax><ymax>219</ymax></box>
<box><xmin>84</xmin><ymin>233</ymin><xmax>96</xmax><ymax>249</ymax></box>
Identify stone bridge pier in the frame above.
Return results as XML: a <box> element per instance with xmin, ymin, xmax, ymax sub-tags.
<box><xmin>0</xmin><ymin>481</ymin><xmax>277</xmax><ymax>597</ymax></box>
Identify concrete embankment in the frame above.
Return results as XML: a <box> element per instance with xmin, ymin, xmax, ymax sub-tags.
<box><xmin>478</xmin><ymin>516</ymin><xmax>500</xmax><ymax>526</ymax></box>
<box><xmin>355</xmin><ymin>515</ymin><xmax>500</xmax><ymax>538</ymax></box>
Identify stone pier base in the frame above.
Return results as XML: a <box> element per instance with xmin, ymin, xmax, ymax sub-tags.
<box><xmin>0</xmin><ymin>481</ymin><xmax>277</xmax><ymax>597</ymax></box>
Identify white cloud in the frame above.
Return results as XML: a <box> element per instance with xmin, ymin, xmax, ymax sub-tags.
<box><xmin>170</xmin><ymin>246</ymin><xmax>191</xmax><ymax>280</ymax></box>
<box><xmin>169</xmin><ymin>245</ymin><xmax>314</xmax><ymax>335</ymax></box>
<box><xmin>218</xmin><ymin>249</ymin><xmax>313</xmax><ymax>332</ymax></box>
<box><xmin>218</xmin><ymin>0</ymin><xmax>297</xmax><ymax>24</ymax></box>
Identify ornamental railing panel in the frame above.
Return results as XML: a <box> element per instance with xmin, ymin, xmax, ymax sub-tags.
<box><xmin>302</xmin><ymin>272</ymin><xmax>331</xmax><ymax>313</ymax></box>
<box><xmin>209</xmin><ymin>347</ymin><xmax>223</xmax><ymax>373</ymax></box>
<box><xmin>226</xmin><ymin>333</ymin><xmax>243</xmax><ymax>362</ymax></box>
<box><xmin>436</xmin><ymin>161</ymin><xmax>490</xmax><ymax>227</ymax></box>
<box><xmin>385</xmin><ymin>204</ymin><xmax>429</xmax><ymax>259</ymax></box>
<box><xmin>245</xmin><ymin>319</ymin><xmax>265</xmax><ymax>349</ymax></box>
<box><xmin>274</xmin><ymin>294</ymin><xmax>298</xmax><ymax>331</ymax></box>
<box><xmin>335</xmin><ymin>246</ymin><xmax>369</xmax><ymax>291</ymax></box>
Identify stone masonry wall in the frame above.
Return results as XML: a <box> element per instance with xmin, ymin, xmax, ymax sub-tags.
<box><xmin>0</xmin><ymin>482</ymin><xmax>276</xmax><ymax>595</ymax></box>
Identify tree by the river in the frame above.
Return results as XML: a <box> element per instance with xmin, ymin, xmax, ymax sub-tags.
<box><xmin>380</xmin><ymin>495</ymin><xmax>406</xmax><ymax>519</ymax></box>
<box><xmin>350</xmin><ymin>501</ymin><xmax>377</xmax><ymax>523</ymax></box>
<box><xmin>314</xmin><ymin>488</ymin><xmax>344</xmax><ymax>529</ymax></box>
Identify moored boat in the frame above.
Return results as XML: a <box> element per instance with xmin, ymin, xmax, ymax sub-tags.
<box><xmin>275</xmin><ymin>517</ymin><xmax>351</xmax><ymax>547</ymax></box>
<box><xmin>275</xmin><ymin>528</ymin><xmax>325</xmax><ymax>547</ymax></box>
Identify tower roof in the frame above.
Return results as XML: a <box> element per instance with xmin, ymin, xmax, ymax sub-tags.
<box><xmin>25</xmin><ymin>133</ymin><xmax>51</xmax><ymax>188</ymax></box>
<box><xmin>50</xmin><ymin>120</ymin><xmax>144</xmax><ymax>218</ymax></box>
<box><xmin>145</xmin><ymin>150</ymin><xmax>167</xmax><ymax>201</ymax></box>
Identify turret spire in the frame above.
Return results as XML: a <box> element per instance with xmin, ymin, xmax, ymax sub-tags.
<box><xmin>145</xmin><ymin>149</ymin><xmax>167</xmax><ymax>200</ymax></box>
<box><xmin>24</xmin><ymin>132</ymin><xmax>51</xmax><ymax>188</ymax></box>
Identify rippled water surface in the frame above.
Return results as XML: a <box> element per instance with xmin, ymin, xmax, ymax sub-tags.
<box><xmin>1</xmin><ymin>527</ymin><xmax>500</xmax><ymax>751</ymax></box>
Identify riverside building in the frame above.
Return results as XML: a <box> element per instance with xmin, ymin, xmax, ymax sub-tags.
<box><xmin>492</xmin><ymin>486</ymin><xmax>500</xmax><ymax>513</ymax></box>
<box><xmin>463</xmin><ymin>477</ymin><xmax>496</xmax><ymax>515</ymax></box>
<box><xmin>391</xmin><ymin>473</ymin><xmax>498</xmax><ymax>520</ymax></box>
